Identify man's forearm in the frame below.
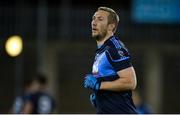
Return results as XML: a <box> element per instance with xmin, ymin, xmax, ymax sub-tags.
<box><xmin>21</xmin><ymin>102</ymin><xmax>33</xmax><ymax>114</ymax></box>
<box><xmin>100</xmin><ymin>77</ymin><xmax>136</xmax><ymax>91</ymax></box>
<box><xmin>100</xmin><ymin>67</ymin><xmax>137</xmax><ymax>92</ymax></box>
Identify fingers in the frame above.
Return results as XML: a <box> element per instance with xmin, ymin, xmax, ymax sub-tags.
<box><xmin>84</xmin><ymin>74</ymin><xmax>98</xmax><ymax>89</ymax></box>
<box><xmin>84</xmin><ymin>79</ymin><xmax>89</xmax><ymax>88</ymax></box>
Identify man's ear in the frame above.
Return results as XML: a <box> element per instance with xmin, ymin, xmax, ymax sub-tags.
<box><xmin>108</xmin><ymin>23</ymin><xmax>115</xmax><ymax>32</ymax></box>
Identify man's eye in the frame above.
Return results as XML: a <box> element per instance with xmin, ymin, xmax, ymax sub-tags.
<box><xmin>98</xmin><ymin>18</ymin><xmax>103</xmax><ymax>21</ymax></box>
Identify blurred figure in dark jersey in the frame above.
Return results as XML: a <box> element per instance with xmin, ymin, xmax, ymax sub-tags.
<box><xmin>133</xmin><ymin>90</ymin><xmax>153</xmax><ymax>114</ymax></box>
<box><xmin>11</xmin><ymin>73</ymin><xmax>56</xmax><ymax>114</ymax></box>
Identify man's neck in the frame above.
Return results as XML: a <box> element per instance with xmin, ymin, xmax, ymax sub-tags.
<box><xmin>96</xmin><ymin>33</ymin><xmax>114</xmax><ymax>47</ymax></box>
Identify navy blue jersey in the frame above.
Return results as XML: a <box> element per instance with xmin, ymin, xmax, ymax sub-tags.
<box><xmin>92</xmin><ymin>36</ymin><xmax>137</xmax><ymax>113</ymax></box>
<box><xmin>12</xmin><ymin>94</ymin><xmax>29</xmax><ymax>113</ymax></box>
<box><xmin>25</xmin><ymin>91</ymin><xmax>55</xmax><ymax>114</ymax></box>
<box><xmin>136</xmin><ymin>103</ymin><xmax>153</xmax><ymax>114</ymax></box>
<box><xmin>12</xmin><ymin>93</ymin><xmax>34</xmax><ymax>114</ymax></box>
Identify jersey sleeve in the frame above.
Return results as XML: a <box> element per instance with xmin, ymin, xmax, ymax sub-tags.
<box><xmin>105</xmin><ymin>45</ymin><xmax>132</xmax><ymax>72</ymax></box>
<box><xmin>12</xmin><ymin>96</ymin><xmax>24</xmax><ymax>113</ymax></box>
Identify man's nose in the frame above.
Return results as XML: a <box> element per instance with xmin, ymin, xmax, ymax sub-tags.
<box><xmin>92</xmin><ymin>21</ymin><xmax>97</xmax><ymax>26</ymax></box>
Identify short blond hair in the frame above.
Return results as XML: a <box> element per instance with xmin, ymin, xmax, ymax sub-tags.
<box><xmin>98</xmin><ymin>6</ymin><xmax>119</xmax><ymax>33</ymax></box>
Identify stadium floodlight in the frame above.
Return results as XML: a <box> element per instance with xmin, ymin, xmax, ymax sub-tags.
<box><xmin>5</xmin><ymin>35</ymin><xmax>23</xmax><ymax>57</ymax></box>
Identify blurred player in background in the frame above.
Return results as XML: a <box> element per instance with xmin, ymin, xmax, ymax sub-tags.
<box><xmin>133</xmin><ymin>90</ymin><xmax>153</xmax><ymax>114</ymax></box>
<box><xmin>22</xmin><ymin>73</ymin><xmax>56</xmax><ymax>114</ymax></box>
<box><xmin>84</xmin><ymin>7</ymin><xmax>137</xmax><ymax>113</ymax></box>
<box><xmin>10</xmin><ymin>79</ymin><xmax>33</xmax><ymax>113</ymax></box>
<box><xmin>11</xmin><ymin>73</ymin><xmax>55</xmax><ymax>114</ymax></box>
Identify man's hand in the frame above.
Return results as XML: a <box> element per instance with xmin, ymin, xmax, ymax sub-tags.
<box><xmin>84</xmin><ymin>74</ymin><xmax>101</xmax><ymax>91</ymax></box>
<box><xmin>90</xmin><ymin>93</ymin><xmax>97</xmax><ymax>108</ymax></box>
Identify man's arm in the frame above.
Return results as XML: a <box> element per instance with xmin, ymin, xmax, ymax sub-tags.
<box><xmin>100</xmin><ymin>66</ymin><xmax>137</xmax><ymax>91</ymax></box>
<box><xmin>21</xmin><ymin>101</ymin><xmax>33</xmax><ymax>114</ymax></box>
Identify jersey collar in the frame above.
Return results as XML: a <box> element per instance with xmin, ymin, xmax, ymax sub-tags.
<box><xmin>96</xmin><ymin>35</ymin><xmax>115</xmax><ymax>53</ymax></box>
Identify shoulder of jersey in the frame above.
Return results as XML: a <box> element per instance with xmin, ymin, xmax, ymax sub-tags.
<box><xmin>105</xmin><ymin>37</ymin><xmax>127</xmax><ymax>60</ymax></box>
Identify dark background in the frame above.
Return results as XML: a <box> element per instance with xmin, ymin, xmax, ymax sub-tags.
<box><xmin>0</xmin><ymin>0</ymin><xmax>180</xmax><ymax>113</ymax></box>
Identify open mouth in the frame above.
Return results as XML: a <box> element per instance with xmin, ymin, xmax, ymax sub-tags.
<box><xmin>92</xmin><ymin>28</ymin><xmax>97</xmax><ymax>31</ymax></box>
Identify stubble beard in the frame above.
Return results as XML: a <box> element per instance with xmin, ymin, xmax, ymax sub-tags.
<box><xmin>92</xmin><ymin>29</ymin><xmax>107</xmax><ymax>42</ymax></box>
